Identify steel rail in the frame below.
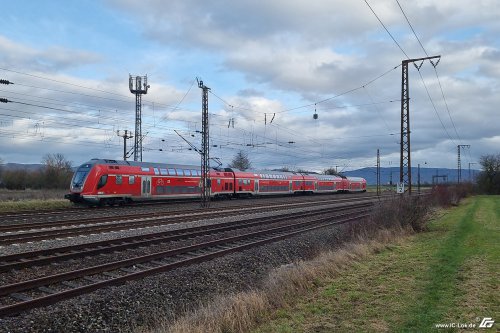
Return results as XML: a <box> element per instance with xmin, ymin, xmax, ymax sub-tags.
<box><xmin>0</xmin><ymin>209</ymin><xmax>370</xmax><ymax>317</ymax></box>
<box><xmin>0</xmin><ymin>195</ymin><xmax>380</xmax><ymax>232</ymax></box>
<box><xmin>0</xmin><ymin>202</ymin><xmax>372</xmax><ymax>271</ymax></box>
<box><xmin>0</xmin><ymin>196</ymin><xmax>380</xmax><ymax>245</ymax></box>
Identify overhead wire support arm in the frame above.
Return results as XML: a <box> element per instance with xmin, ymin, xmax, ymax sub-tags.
<box><xmin>399</xmin><ymin>55</ymin><xmax>441</xmax><ymax>195</ymax></box>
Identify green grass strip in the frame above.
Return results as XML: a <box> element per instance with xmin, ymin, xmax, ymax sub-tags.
<box><xmin>400</xmin><ymin>199</ymin><xmax>478</xmax><ymax>331</ymax></box>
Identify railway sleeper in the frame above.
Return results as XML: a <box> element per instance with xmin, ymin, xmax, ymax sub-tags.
<box><xmin>82</xmin><ymin>276</ymin><xmax>100</xmax><ymax>283</ymax></box>
<box><xmin>134</xmin><ymin>263</ymin><xmax>152</xmax><ymax>270</ymax></box>
<box><xmin>61</xmin><ymin>281</ymin><xmax>80</xmax><ymax>288</ymax></box>
<box><xmin>37</xmin><ymin>286</ymin><xmax>57</xmax><ymax>294</ymax></box>
<box><xmin>101</xmin><ymin>271</ymin><xmax>120</xmax><ymax>278</ymax></box>
<box><xmin>119</xmin><ymin>267</ymin><xmax>137</xmax><ymax>273</ymax></box>
<box><xmin>10</xmin><ymin>293</ymin><xmax>31</xmax><ymax>302</ymax></box>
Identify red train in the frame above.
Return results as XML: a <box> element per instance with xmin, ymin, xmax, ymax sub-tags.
<box><xmin>65</xmin><ymin>158</ymin><xmax>366</xmax><ymax>206</ymax></box>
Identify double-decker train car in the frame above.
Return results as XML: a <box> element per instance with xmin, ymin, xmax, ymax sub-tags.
<box><xmin>65</xmin><ymin>158</ymin><xmax>366</xmax><ymax>206</ymax></box>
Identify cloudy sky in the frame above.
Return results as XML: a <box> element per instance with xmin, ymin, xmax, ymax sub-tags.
<box><xmin>0</xmin><ymin>0</ymin><xmax>498</xmax><ymax>172</ymax></box>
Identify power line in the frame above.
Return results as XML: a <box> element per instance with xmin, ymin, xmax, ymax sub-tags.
<box><xmin>394</xmin><ymin>0</ymin><xmax>462</xmax><ymax>144</ymax></box>
<box><xmin>395</xmin><ymin>0</ymin><xmax>428</xmax><ymax>57</ymax></box>
<box><xmin>364</xmin><ymin>0</ymin><xmax>409</xmax><ymax>59</ymax></box>
<box><xmin>0</xmin><ymin>67</ymin><xmax>133</xmax><ymax>98</ymax></box>
<box><xmin>1</xmin><ymin>68</ymin><xmax>178</xmax><ymax>111</ymax></box>
<box><xmin>416</xmin><ymin>69</ymin><xmax>456</xmax><ymax>144</ymax></box>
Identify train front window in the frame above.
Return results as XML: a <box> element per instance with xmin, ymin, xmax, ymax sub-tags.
<box><xmin>71</xmin><ymin>164</ymin><xmax>91</xmax><ymax>188</ymax></box>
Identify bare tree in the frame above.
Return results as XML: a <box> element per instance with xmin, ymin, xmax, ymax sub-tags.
<box><xmin>228</xmin><ymin>150</ymin><xmax>252</xmax><ymax>171</ymax></box>
<box><xmin>42</xmin><ymin>153</ymin><xmax>73</xmax><ymax>189</ymax></box>
<box><xmin>323</xmin><ymin>167</ymin><xmax>339</xmax><ymax>175</ymax></box>
<box><xmin>477</xmin><ymin>153</ymin><xmax>500</xmax><ymax>194</ymax></box>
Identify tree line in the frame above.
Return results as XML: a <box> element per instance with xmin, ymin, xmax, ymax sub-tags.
<box><xmin>0</xmin><ymin>153</ymin><xmax>73</xmax><ymax>190</ymax></box>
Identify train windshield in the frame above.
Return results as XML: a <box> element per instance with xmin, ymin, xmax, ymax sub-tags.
<box><xmin>72</xmin><ymin>164</ymin><xmax>92</xmax><ymax>188</ymax></box>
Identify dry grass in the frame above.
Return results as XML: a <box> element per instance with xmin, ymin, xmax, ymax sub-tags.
<box><xmin>0</xmin><ymin>189</ymin><xmax>71</xmax><ymax>213</ymax></box>
<box><xmin>0</xmin><ymin>199</ymin><xmax>71</xmax><ymax>213</ymax></box>
<box><xmin>157</xmin><ymin>228</ymin><xmax>410</xmax><ymax>333</ymax></box>
<box><xmin>0</xmin><ymin>188</ymin><xmax>67</xmax><ymax>201</ymax></box>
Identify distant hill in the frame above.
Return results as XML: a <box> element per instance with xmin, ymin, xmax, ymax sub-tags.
<box><xmin>343</xmin><ymin>167</ymin><xmax>480</xmax><ymax>185</ymax></box>
<box><xmin>1</xmin><ymin>163</ymin><xmax>44</xmax><ymax>172</ymax></box>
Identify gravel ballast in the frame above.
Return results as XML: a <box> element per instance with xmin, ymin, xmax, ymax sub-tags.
<box><xmin>0</xmin><ymin>200</ymin><xmax>374</xmax><ymax>332</ymax></box>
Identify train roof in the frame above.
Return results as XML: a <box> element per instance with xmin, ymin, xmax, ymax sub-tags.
<box><xmin>83</xmin><ymin>159</ymin><xmax>201</xmax><ymax>171</ymax></box>
<box><xmin>346</xmin><ymin>176</ymin><xmax>366</xmax><ymax>181</ymax></box>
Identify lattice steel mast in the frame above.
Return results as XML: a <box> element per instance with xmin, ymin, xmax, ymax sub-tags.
<box><xmin>197</xmin><ymin>78</ymin><xmax>211</xmax><ymax>208</ymax></box>
<box><xmin>129</xmin><ymin>75</ymin><xmax>149</xmax><ymax>162</ymax></box>
<box><xmin>400</xmin><ymin>55</ymin><xmax>440</xmax><ymax>194</ymax></box>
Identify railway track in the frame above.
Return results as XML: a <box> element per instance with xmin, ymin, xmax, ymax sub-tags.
<box><xmin>0</xmin><ymin>192</ymin><xmax>385</xmax><ymax>225</ymax></box>
<box><xmin>0</xmin><ymin>202</ymin><xmax>371</xmax><ymax>317</ymax></box>
<box><xmin>0</xmin><ymin>202</ymin><xmax>372</xmax><ymax>272</ymax></box>
<box><xmin>0</xmin><ymin>195</ymin><xmax>385</xmax><ymax>245</ymax></box>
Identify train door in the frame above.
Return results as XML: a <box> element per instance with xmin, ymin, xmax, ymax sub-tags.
<box><xmin>142</xmin><ymin>176</ymin><xmax>151</xmax><ymax>197</ymax></box>
<box><xmin>289</xmin><ymin>181</ymin><xmax>292</xmax><ymax>193</ymax></box>
<box><xmin>255</xmin><ymin>180</ymin><xmax>259</xmax><ymax>193</ymax></box>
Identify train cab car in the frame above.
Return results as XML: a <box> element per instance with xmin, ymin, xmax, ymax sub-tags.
<box><xmin>346</xmin><ymin>176</ymin><xmax>367</xmax><ymax>192</ymax></box>
<box><xmin>66</xmin><ymin>159</ymin><xmax>205</xmax><ymax>206</ymax></box>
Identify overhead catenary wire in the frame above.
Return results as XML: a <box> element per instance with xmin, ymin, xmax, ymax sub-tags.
<box><xmin>394</xmin><ymin>0</ymin><xmax>463</xmax><ymax>145</ymax></box>
<box><xmin>365</xmin><ymin>0</ymin><xmax>463</xmax><ymax>152</ymax></box>
<box><xmin>364</xmin><ymin>0</ymin><xmax>410</xmax><ymax>59</ymax></box>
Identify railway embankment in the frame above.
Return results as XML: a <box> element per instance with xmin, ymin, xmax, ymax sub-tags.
<box><xmin>164</xmin><ymin>195</ymin><xmax>498</xmax><ymax>333</ymax></box>
<box><xmin>0</xmin><ymin>189</ymin><xmax>483</xmax><ymax>332</ymax></box>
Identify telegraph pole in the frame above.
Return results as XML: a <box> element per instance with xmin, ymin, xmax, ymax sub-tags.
<box><xmin>117</xmin><ymin>130</ymin><xmax>133</xmax><ymax>161</ymax></box>
<box><xmin>197</xmin><ymin>78</ymin><xmax>211</xmax><ymax>208</ymax></box>
<box><xmin>457</xmin><ymin>144</ymin><xmax>470</xmax><ymax>184</ymax></box>
<box><xmin>400</xmin><ymin>55</ymin><xmax>441</xmax><ymax>194</ymax></box>
<box><xmin>129</xmin><ymin>75</ymin><xmax>149</xmax><ymax>162</ymax></box>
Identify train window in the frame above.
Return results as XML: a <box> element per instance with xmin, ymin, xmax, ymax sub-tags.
<box><xmin>154</xmin><ymin>168</ymin><xmax>160</xmax><ymax>175</ymax></box>
<box><xmin>168</xmin><ymin>168</ymin><xmax>176</xmax><ymax>175</ymax></box>
<box><xmin>217</xmin><ymin>179</ymin><xmax>221</xmax><ymax>185</ymax></box>
<box><xmin>129</xmin><ymin>176</ymin><xmax>135</xmax><ymax>184</ymax></box>
<box><xmin>97</xmin><ymin>175</ymin><xmax>108</xmax><ymax>189</ymax></box>
<box><xmin>229</xmin><ymin>183</ymin><xmax>233</xmax><ymax>190</ymax></box>
<box><xmin>184</xmin><ymin>170</ymin><xmax>192</xmax><ymax>176</ymax></box>
<box><xmin>160</xmin><ymin>169</ymin><xmax>168</xmax><ymax>175</ymax></box>
<box><xmin>141</xmin><ymin>167</ymin><xmax>150</xmax><ymax>172</ymax></box>
<box><xmin>116</xmin><ymin>175</ymin><xmax>122</xmax><ymax>185</ymax></box>
<box><xmin>190</xmin><ymin>170</ymin><xmax>197</xmax><ymax>176</ymax></box>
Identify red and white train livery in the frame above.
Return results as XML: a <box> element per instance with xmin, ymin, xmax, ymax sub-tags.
<box><xmin>65</xmin><ymin>159</ymin><xmax>366</xmax><ymax>206</ymax></box>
